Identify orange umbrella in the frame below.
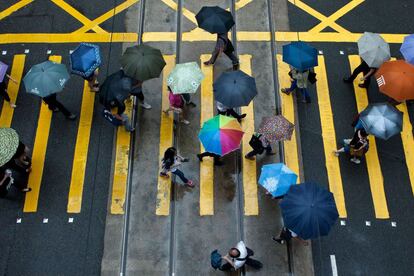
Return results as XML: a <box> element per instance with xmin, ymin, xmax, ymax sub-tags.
<box><xmin>375</xmin><ymin>60</ymin><xmax>414</xmax><ymax>101</ymax></box>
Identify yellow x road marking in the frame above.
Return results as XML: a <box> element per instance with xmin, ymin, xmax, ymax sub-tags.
<box><xmin>0</xmin><ymin>0</ymin><xmax>33</xmax><ymax>20</ymax></box>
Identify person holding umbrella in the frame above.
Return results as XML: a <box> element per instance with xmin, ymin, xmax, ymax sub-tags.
<box><xmin>244</xmin><ymin>132</ymin><xmax>274</xmax><ymax>160</ymax></box>
<box><xmin>163</xmin><ymin>86</ymin><xmax>190</xmax><ymax>125</ymax></box>
<box><xmin>334</xmin><ymin>128</ymin><xmax>369</xmax><ymax>164</ymax></box>
<box><xmin>216</xmin><ymin>101</ymin><xmax>246</xmax><ymax>122</ymax></box>
<box><xmin>203</xmin><ymin>33</ymin><xmax>239</xmax><ymax>71</ymax></box>
<box><xmin>281</xmin><ymin>67</ymin><xmax>311</xmax><ymax>103</ymax></box>
<box><xmin>0</xmin><ymin>61</ymin><xmax>18</xmax><ymax>108</ymax></box>
<box><xmin>70</xmin><ymin>43</ymin><xmax>101</xmax><ymax>92</ymax></box>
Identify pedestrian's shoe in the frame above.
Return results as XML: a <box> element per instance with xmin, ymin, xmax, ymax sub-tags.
<box><xmin>245</xmin><ymin>154</ymin><xmax>255</xmax><ymax>160</ymax></box>
<box><xmin>51</xmin><ymin>107</ymin><xmax>60</xmax><ymax>112</ymax></box>
<box><xmin>180</xmin><ymin>119</ymin><xmax>190</xmax><ymax>125</ymax></box>
<box><xmin>186</xmin><ymin>180</ymin><xmax>195</xmax><ymax>187</ymax></box>
<box><xmin>67</xmin><ymin>113</ymin><xmax>77</xmax><ymax>120</ymax></box>
<box><xmin>160</xmin><ymin>172</ymin><xmax>169</xmax><ymax>178</ymax></box>
<box><xmin>343</xmin><ymin>77</ymin><xmax>353</xmax><ymax>83</ymax></box>
<box><xmin>140</xmin><ymin>101</ymin><xmax>152</xmax><ymax>109</ymax></box>
<box><xmin>281</xmin><ymin>88</ymin><xmax>291</xmax><ymax>95</ymax></box>
<box><xmin>358</xmin><ymin>83</ymin><xmax>368</xmax><ymax>88</ymax></box>
<box><xmin>272</xmin><ymin>236</ymin><xmax>284</xmax><ymax>244</ymax></box>
<box><xmin>186</xmin><ymin>101</ymin><xmax>197</xmax><ymax>107</ymax></box>
<box><xmin>21</xmin><ymin>187</ymin><xmax>32</xmax><ymax>193</ymax></box>
<box><xmin>9</xmin><ymin>103</ymin><xmax>17</xmax><ymax>108</ymax></box>
<box><xmin>203</xmin><ymin>61</ymin><xmax>213</xmax><ymax>66</ymax></box>
<box><xmin>196</xmin><ymin>154</ymin><xmax>203</xmax><ymax>162</ymax></box>
<box><xmin>350</xmin><ymin>158</ymin><xmax>361</xmax><ymax>164</ymax></box>
<box><xmin>333</xmin><ymin>151</ymin><xmax>340</xmax><ymax>157</ymax></box>
<box><xmin>232</xmin><ymin>63</ymin><xmax>240</xmax><ymax>71</ymax></box>
<box><xmin>240</xmin><ymin>113</ymin><xmax>247</xmax><ymax>119</ymax></box>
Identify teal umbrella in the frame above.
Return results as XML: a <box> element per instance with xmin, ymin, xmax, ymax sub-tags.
<box><xmin>167</xmin><ymin>62</ymin><xmax>204</xmax><ymax>94</ymax></box>
<box><xmin>120</xmin><ymin>44</ymin><xmax>166</xmax><ymax>81</ymax></box>
<box><xmin>23</xmin><ymin>61</ymin><xmax>70</xmax><ymax>97</ymax></box>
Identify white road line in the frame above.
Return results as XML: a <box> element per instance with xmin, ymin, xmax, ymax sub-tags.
<box><xmin>2</xmin><ymin>50</ymin><xmax>6</xmax><ymax>55</ymax></box>
<box><xmin>16</xmin><ymin>218</ymin><xmax>21</xmax><ymax>224</ymax></box>
<box><xmin>391</xmin><ymin>221</ymin><xmax>397</xmax><ymax>227</ymax></box>
<box><xmin>340</xmin><ymin>220</ymin><xmax>346</xmax><ymax>226</ymax></box>
<box><xmin>330</xmin><ymin>254</ymin><xmax>338</xmax><ymax>276</ymax></box>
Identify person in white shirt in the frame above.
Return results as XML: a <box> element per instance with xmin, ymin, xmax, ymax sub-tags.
<box><xmin>220</xmin><ymin>241</ymin><xmax>262</xmax><ymax>271</ymax></box>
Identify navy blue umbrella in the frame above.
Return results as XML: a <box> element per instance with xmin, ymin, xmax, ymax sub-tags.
<box><xmin>196</xmin><ymin>6</ymin><xmax>235</xmax><ymax>34</ymax></box>
<box><xmin>282</xmin><ymin>41</ymin><xmax>318</xmax><ymax>70</ymax></box>
<box><xmin>70</xmin><ymin>43</ymin><xmax>101</xmax><ymax>78</ymax></box>
<box><xmin>280</xmin><ymin>182</ymin><xmax>338</xmax><ymax>240</ymax></box>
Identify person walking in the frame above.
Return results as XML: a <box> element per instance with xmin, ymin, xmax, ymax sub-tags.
<box><xmin>245</xmin><ymin>133</ymin><xmax>274</xmax><ymax>160</ymax></box>
<box><xmin>219</xmin><ymin>241</ymin><xmax>262</xmax><ymax>271</ymax></box>
<box><xmin>281</xmin><ymin>67</ymin><xmax>311</xmax><ymax>103</ymax></box>
<box><xmin>43</xmin><ymin>93</ymin><xmax>77</xmax><ymax>120</ymax></box>
<box><xmin>163</xmin><ymin>86</ymin><xmax>190</xmax><ymax>125</ymax></box>
<box><xmin>216</xmin><ymin>101</ymin><xmax>246</xmax><ymax>122</ymax></box>
<box><xmin>83</xmin><ymin>69</ymin><xmax>100</xmax><ymax>92</ymax></box>
<box><xmin>204</xmin><ymin>33</ymin><xmax>239</xmax><ymax>70</ymax></box>
<box><xmin>0</xmin><ymin>167</ymin><xmax>31</xmax><ymax>198</ymax></box>
<box><xmin>129</xmin><ymin>79</ymin><xmax>152</xmax><ymax>110</ymax></box>
<box><xmin>343</xmin><ymin>58</ymin><xmax>377</xmax><ymax>88</ymax></box>
<box><xmin>0</xmin><ymin>75</ymin><xmax>17</xmax><ymax>108</ymax></box>
<box><xmin>334</xmin><ymin>128</ymin><xmax>369</xmax><ymax>164</ymax></box>
<box><xmin>272</xmin><ymin>227</ymin><xmax>309</xmax><ymax>246</ymax></box>
<box><xmin>103</xmin><ymin>95</ymin><xmax>135</xmax><ymax>132</ymax></box>
<box><xmin>196</xmin><ymin>151</ymin><xmax>223</xmax><ymax>166</ymax></box>
<box><xmin>160</xmin><ymin>147</ymin><xmax>194</xmax><ymax>187</ymax></box>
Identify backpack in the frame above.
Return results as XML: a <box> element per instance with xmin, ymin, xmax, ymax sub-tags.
<box><xmin>169</xmin><ymin>92</ymin><xmax>183</xmax><ymax>108</ymax></box>
<box><xmin>249</xmin><ymin>133</ymin><xmax>264</xmax><ymax>153</ymax></box>
<box><xmin>210</xmin><ymin>250</ymin><xmax>222</xmax><ymax>270</ymax></box>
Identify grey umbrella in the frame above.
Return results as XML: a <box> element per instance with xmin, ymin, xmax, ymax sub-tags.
<box><xmin>360</xmin><ymin>103</ymin><xmax>403</xmax><ymax>140</ymax></box>
<box><xmin>358</xmin><ymin>32</ymin><xmax>391</xmax><ymax>68</ymax></box>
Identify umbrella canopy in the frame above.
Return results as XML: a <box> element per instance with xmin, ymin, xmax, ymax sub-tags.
<box><xmin>167</xmin><ymin>62</ymin><xmax>205</xmax><ymax>94</ymax></box>
<box><xmin>358</xmin><ymin>32</ymin><xmax>390</xmax><ymax>68</ymax></box>
<box><xmin>0</xmin><ymin>128</ymin><xmax>19</xmax><ymax>167</ymax></box>
<box><xmin>360</xmin><ymin>103</ymin><xmax>403</xmax><ymax>140</ymax></box>
<box><xmin>70</xmin><ymin>43</ymin><xmax>101</xmax><ymax>78</ymax></box>
<box><xmin>198</xmin><ymin>115</ymin><xmax>244</xmax><ymax>156</ymax></box>
<box><xmin>213</xmin><ymin>70</ymin><xmax>257</xmax><ymax>108</ymax></box>
<box><xmin>258</xmin><ymin>163</ymin><xmax>297</xmax><ymax>197</ymax></box>
<box><xmin>258</xmin><ymin>115</ymin><xmax>295</xmax><ymax>143</ymax></box>
<box><xmin>23</xmin><ymin>61</ymin><xmax>70</xmax><ymax>97</ymax></box>
<box><xmin>120</xmin><ymin>44</ymin><xmax>166</xmax><ymax>81</ymax></box>
<box><xmin>375</xmin><ymin>60</ymin><xmax>414</xmax><ymax>101</ymax></box>
<box><xmin>99</xmin><ymin>70</ymin><xmax>132</xmax><ymax>105</ymax></box>
<box><xmin>280</xmin><ymin>182</ymin><xmax>339</xmax><ymax>240</ymax></box>
<box><xmin>400</xmin><ymin>34</ymin><xmax>414</xmax><ymax>66</ymax></box>
<box><xmin>0</xmin><ymin>61</ymin><xmax>8</xmax><ymax>83</ymax></box>
<box><xmin>282</xmin><ymin>41</ymin><xmax>318</xmax><ymax>70</ymax></box>
<box><xmin>195</xmin><ymin>6</ymin><xmax>235</xmax><ymax>34</ymax></box>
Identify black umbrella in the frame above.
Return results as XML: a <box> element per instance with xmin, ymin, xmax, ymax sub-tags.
<box><xmin>196</xmin><ymin>6</ymin><xmax>235</xmax><ymax>34</ymax></box>
<box><xmin>99</xmin><ymin>70</ymin><xmax>132</xmax><ymax>106</ymax></box>
<box><xmin>213</xmin><ymin>70</ymin><xmax>257</xmax><ymax>108</ymax></box>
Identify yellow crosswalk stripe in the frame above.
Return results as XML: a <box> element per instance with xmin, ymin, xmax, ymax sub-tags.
<box><xmin>155</xmin><ymin>55</ymin><xmax>176</xmax><ymax>216</ymax></box>
<box><xmin>315</xmin><ymin>55</ymin><xmax>347</xmax><ymax>218</ymax></box>
<box><xmin>0</xmin><ymin>54</ymin><xmax>25</xmax><ymax>127</ymax></box>
<box><xmin>240</xmin><ymin>55</ymin><xmax>259</xmax><ymax>216</ymax></box>
<box><xmin>276</xmin><ymin>55</ymin><xmax>301</xmax><ymax>182</ymax></box>
<box><xmin>348</xmin><ymin>55</ymin><xmax>389</xmax><ymax>219</ymax></box>
<box><xmin>67</xmin><ymin>81</ymin><xmax>95</xmax><ymax>213</ymax></box>
<box><xmin>199</xmin><ymin>54</ymin><xmax>214</xmax><ymax>216</ymax></box>
<box><xmin>24</xmin><ymin>55</ymin><xmax>60</xmax><ymax>212</ymax></box>
<box><xmin>110</xmin><ymin>97</ymin><xmax>133</xmax><ymax>214</ymax></box>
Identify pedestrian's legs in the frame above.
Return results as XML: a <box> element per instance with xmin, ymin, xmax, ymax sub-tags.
<box><xmin>226</xmin><ymin>108</ymin><xmax>244</xmax><ymax>120</ymax></box>
<box><xmin>245</xmin><ymin>257</ymin><xmax>263</xmax><ymax>269</ymax></box>
<box><xmin>121</xmin><ymin>114</ymin><xmax>135</xmax><ymax>132</ymax></box>
<box><xmin>171</xmin><ymin>169</ymin><xmax>189</xmax><ymax>184</ymax></box>
<box><xmin>245</xmin><ymin>149</ymin><xmax>260</xmax><ymax>159</ymax></box>
<box><xmin>300</xmin><ymin>88</ymin><xmax>311</xmax><ymax>103</ymax></box>
<box><xmin>52</xmin><ymin>99</ymin><xmax>72</xmax><ymax>117</ymax></box>
<box><xmin>346</xmin><ymin>63</ymin><xmax>369</xmax><ymax>82</ymax></box>
<box><xmin>224</xmin><ymin>50</ymin><xmax>239</xmax><ymax>65</ymax></box>
<box><xmin>0</xmin><ymin>82</ymin><xmax>11</xmax><ymax>102</ymax></box>
<box><xmin>219</xmin><ymin>262</ymin><xmax>233</xmax><ymax>271</ymax></box>
<box><xmin>265</xmin><ymin>145</ymin><xmax>274</xmax><ymax>155</ymax></box>
<box><xmin>281</xmin><ymin>80</ymin><xmax>297</xmax><ymax>94</ymax></box>
<box><xmin>217</xmin><ymin>109</ymin><xmax>227</xmax><ymax>116</ymax></box>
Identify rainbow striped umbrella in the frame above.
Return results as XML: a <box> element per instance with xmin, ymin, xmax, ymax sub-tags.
<box><xmin>198</xmin><ymin>115</ymin><xmax>244</xmax><ymax>156</ymax></box>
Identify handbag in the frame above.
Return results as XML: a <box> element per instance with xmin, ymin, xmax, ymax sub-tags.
<box><xmin>350</xmin><ymin>145</ymin><xmax>364</xmax><ymax>157</ymax></box>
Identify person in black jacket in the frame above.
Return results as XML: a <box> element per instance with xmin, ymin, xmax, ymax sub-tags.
<box><xmin>204</xmin><ymin>33</ymin><xmax>239</xmax><ymax>70</ymax></box>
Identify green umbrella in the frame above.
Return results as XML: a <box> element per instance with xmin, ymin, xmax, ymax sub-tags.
<box><xmin>167</xmin><ymin>62</ymin><xmax>205</xmax><ymax>94</ymax></box>
<box><xmin>120</xmin><ymin>44</ymin><xmax>166</xmax><ymax>81</ymax></box>
<box><xmin>0</xmin><ymin>128</ymin><xmax>19</xmax><ymax>167</ymax></box>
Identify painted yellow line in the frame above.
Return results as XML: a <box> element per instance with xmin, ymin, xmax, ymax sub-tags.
<box><xmin>235</xmin><ymin>0</ymin><xmax>253</xmax><ymax>10</ymax></box>
<box><xmin>160</xmin><ymin>0</ymin><xmax>197</xmax><ymax>25</ymax></box>
<box><xmin>199</xmin><ymin>54</ymin><xmax>214</xmax><ymax>216</ymax></box>
<box><xmin>276</xmin><ymin>55</ymin><xmax>300</xmax><ymax>182</ymax></box>
<box><xmin>74</xmin><ymin>0</ymin><xmax>139</xmax><ymax>33</ymax></box>
<box><xmin>0</xmin><ymin>0</ymin><xmax>33</xmax><ymax>21</ymax></box>
<box><xmin>110</xmin><ymin>98</ymin><xmax>133</xmax><ymax>214</ymax></box>
<box><xmin>315</xmin><ymin>56</ymin><xmax>347</xmax><ymax>218</ymax></box>
<box><xmin>0</xmin><ymin>33</ymin><xmax>138</xmax><ymax>44</ymax></box>
<box><xmin>51</xmin><ymin>0</ymin><xmax>106</xmax><ymax>33</ymax></box>
<box><xmin>67</xmin><ymin>82</ymin><xmax>95</xmax><ymax>213</ymax></box>
<box><xmin>240</xmin><ymin>55</ymin><xmax>258</xmax><ymax>216</ymax></box>
<box><xmin>397</xmin><ymin>103</ymin><xmax>414</xmax><ymax>196</ymax></box>
<box><xmin>0</xmin><ymin>54</ymin><xmax>25</xmax><ymax>127</ymax></box>
<box><xmin>155</xmin><ymin>55</ymin><xmax>176</xmax><ymax>216</ymax></box>
<box><xmin>309</xmin><ymin>0</ymin><xmax>364</xmax><ymax>33</ymax></box>
<box><xmin>23</xmin><ymin>55</ymin><xmax>61</xmax><ymax>212</ymax></box>
<box><xmin>348</xmin><ymin>55</ymin><xmax>389</xmax><ymax>219</ymax></box>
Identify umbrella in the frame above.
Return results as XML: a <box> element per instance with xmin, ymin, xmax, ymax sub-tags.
<box><xmin>99</xmin><ymin>70</ymin><xmax>132</xmax><ymax>105</ymax></box>
<box><xmin>167</xmin><ymin>62</ymin><xmax>205</xmax><ymax>94</ymax></box>
<box><xmin>213</xmin><ymin>70</ymin><xmax>257</xmax><ymax>108</ymax></box>
<box><xmin>258</xmin><ymin>163</ymin><xmax>297</xmax><ymax>197</ymax></box>
<box><xmin>282</xmin><ymin>41</ymin><xmax>318</xmax><ymax>71</ymax></box>
<box><xmin>0</xmin><ymin>61</ymin><xmax>8</xmax><ymax>83</ymax></box>
<box><xmin>23</xmin><ymin>61</ymin><xmax>70</xmax><ymax>97</ymax></box>
<box><xmin>196</xmin><ymin>6</ymin><xmax>235</xmax><ymax>34</ymax></box>
<box><xmin>400</xmin><ymin>34</ymin><xmax>414</xmax><ymax>65</ymax></box>
<box><xmin>358</xmin><ymin>32</ymin><xmax>390</xmax><ymax>68</ymax></box>
<box><xmin>359</xmin><ymin>103</ymin><xmax>403</xmax><ymax>140</ymax></box>
<box><xmin>198</xmin><ymin>115</ymin><xmax>244</xmax><ymax>156</ymax></box>
<box><xmin>375</xmin><ymin>60</ymin><xmax>414</xmax><ymax>101</ymax></box>
<box><xmin>0</xmin><ymin>128</ymin><xmax>19</xmax><ymax>167</ymax></box>
<box><xmin>258</xmin><ymin>115</ymin><xmax>295</xmax><ymax>143</ymax></box>
<box><xmin>280</xmin><ymin>182</ymin><xmax>339</xmax><ymax>240</ymax></box>
<box><xmin>70</xmin><ymin>43</ymin><xmax>101</xmax><ymax>78</ymax></box>
<box><xmin>120</xmin><ymin>44</ymin><xmax>166</xmax><ymax>81</ymax></box>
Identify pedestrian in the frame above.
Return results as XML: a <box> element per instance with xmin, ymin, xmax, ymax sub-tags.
<box><xmin>0</xmin><ymin>167</ymin><xmax>31</xmax><ymax>198</ymax></box>
<box><xmin>216</xmin><ymin>101</ymin><xmax>246</xmax><ymax>122</ymax></box>
<box><xmin>196</xmin><ymin>151</ymin><xmax>223</xmax><ymax>166</ymax></box>
<box><xmin>245</xmin><ymin>133</ymin><xmax>274</xmax><ymax>160</ymax></box>
<box><xmin>281</xmin><ymin>67</ymin><xmax>311</xmax><ymax>103</ymax></box>
<box><xmin>43</xmin><ymin>93</ymin><xmax>77</xmax><ymax>120</ymax></box>
<box><xmin>343</xmin><ymin>58</ymin><xmax>377</xmax><ymax>88</ymax></box>
<box><xmin>83</xmin><ymin>69</ymin><xmax>100</xmax><ymax>92</ymax></box>
<box><xmin>159</xmin><ymin>147</ymin><xmax>194</xmax><ymax>187</ymax></box>
<box><xmin>163</xmin><ymin>86</ymin><xmax>190</xmax><ymax>125</ymax></box>
<box><xmin>129</xmin><ymin>79</ymin><xmax>152</xmax><ymax>110</ymax></box>
<box><xmin>181</xmin><ymin>93</ymin><xmax>197</xmax><ymax>107</ymax></box>
<box><xmin>0</xmin><ymin>75</ymin><xmax>17</xmax><ymax>108</ymax></box>
<box><xmin>219</xmin><ymin>241</ymin><xmax>262</xmax><ymax>271</ymax></box>
<box><xmin>103</xmin><ymin>95</ymin><xmax>135</xmax><ymax>132</ymax></box>
<box><xmin>334</xmin><ymin>128</ymin><xmax>369</xmax><ymax>164</ymax></box>
<box><xmin>272</xmin><ymin>227</ymin><xmax>309</xmax><ymax>246</ymax></box>
<box><xmin>204</xmin><ymin>33</ymin><xmax>239</xmax><ymax>70</ymax></box>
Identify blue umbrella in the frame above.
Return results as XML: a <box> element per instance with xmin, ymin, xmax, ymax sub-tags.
<box><xmin>70</xmin><ymin>43</ymin><xmax>101</xmax><ymax>78</ymax></box>
<box><xmin>282</xmin><ymin>41</ymin><xmax>318</xmax><ymax>70</ymax></box>
<box><xmin>280</xmin><ymin>182</ymin><xmax>338</xmax><ymax>240</ymax></box>
<box><xmin>258</xmin><ymin>163</ymin><xmax>297</xmax><ymax>197</ymax></box>
<box><xmin>400</xmin><ymin>34</ymin><xmax>414</xmax><ymax>66</ymax></box>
